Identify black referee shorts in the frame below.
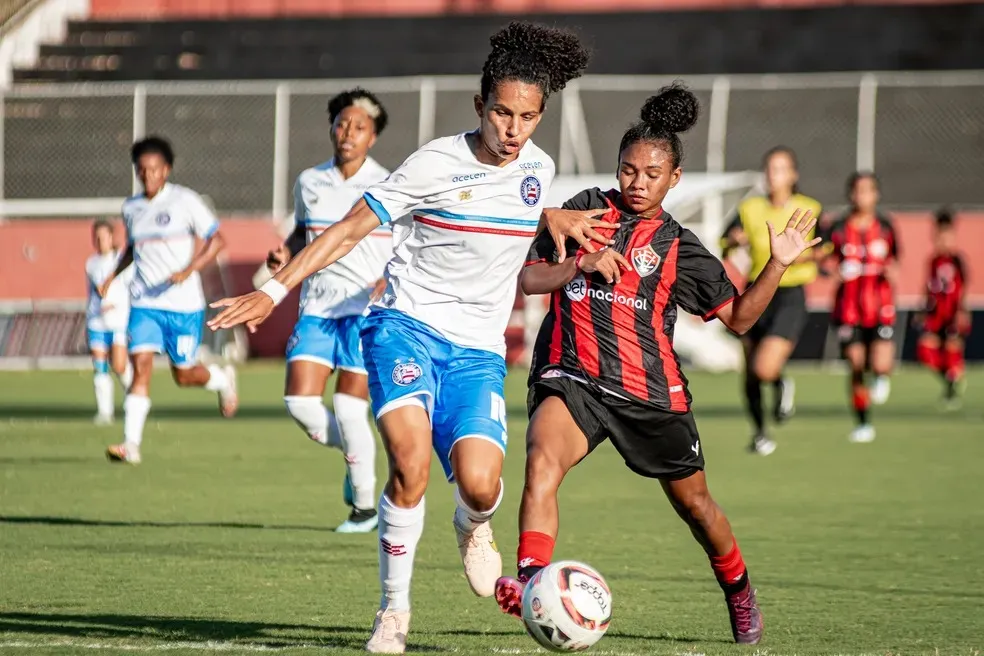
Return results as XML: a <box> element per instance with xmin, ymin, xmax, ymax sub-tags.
<box><xmin>527</xmin><ymin>375</ymin><xmax>704</xmax><ymax>481</ymax></box>
<box><xmin>747</xmin><ymin>285</ymin><xmax>808</xmax><ymax>343</ymax></box>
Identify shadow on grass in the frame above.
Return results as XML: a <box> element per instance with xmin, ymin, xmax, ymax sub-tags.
<box><xmin>0</xmin><ymin>515</ymin><xmax>341</xmax><ymax>533</ymax></box>
<box><xmin>0</xmin><ymin>404</ymin><xmax>286</xmax><ymax>421</ymax></box>
<box><xmin>0</xmin><ymin>611</ymin><xmax>446</xmax><ymax>651</ymax></box>
<box><xmin>437</xmin><ymin>627</ymin><xmax>731</xmax><ymax>644</ymax></box>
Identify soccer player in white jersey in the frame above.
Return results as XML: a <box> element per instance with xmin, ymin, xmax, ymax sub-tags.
<box><xmin>100</xmin><ymin>136</ymin><xmax>238</xmax><ymax>464</ymax></box>
<box><xmin>209</xmin><ymin>23</ymin><xmax>617</xmax><ymax>654</ymax></box>
<box><xmin>265</xmin><ymin>89</ymin><xmax>392</xmax><ymax>533</ymax></box>
<box><xmin>85</xmin><ymin>219</ymin><xmax>134</xmax><ymax>424</ymax></box>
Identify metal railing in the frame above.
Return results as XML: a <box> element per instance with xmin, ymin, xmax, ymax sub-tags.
<box><xmin>2</xmin><ymin>70</ymin><xmax>984</xmax><ymax>218</ymax></box>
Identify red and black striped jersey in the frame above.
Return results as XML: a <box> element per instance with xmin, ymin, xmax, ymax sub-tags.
<box><xmin>526</xmin><ymin>188</ymin><xmax>736</xmax><ymax>413</ymax></box>
<box><xmin>825</xmin><ymin>214</ymin><xmax>899</xmax><ymax>328</ymax></box>
<box><xmin>925</xmin><ymin>253</ymin><xmax>966</xmax><ymax>321</ymax></box>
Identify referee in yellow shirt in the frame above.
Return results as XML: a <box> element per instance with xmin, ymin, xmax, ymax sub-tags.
<box><xmin>722</xmin><ymin>146</ymin><xmax>822</xmax><ymax>455</ymax></box>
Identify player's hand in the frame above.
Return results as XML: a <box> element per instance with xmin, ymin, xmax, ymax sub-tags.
<box><xmin>96</xmin><ymin>277</ymin><xmax>114</xmax><ymax>299</ymax></box>
<box><xmin>208</xmin><ymin>291</ymin><xmax>275</xmax><ymax>334</ymax></box>
<box><xmin>767</xmin><ymin>209</ymin><xmax>821</xmax><ymax>267</ymax></box>
<box><xmin>169</xmin><ymin>268</ymin><xmax>193</xmax><ymax>285</ymax></box>
<box><xmin>577</xmin><ymin>249</ymin><xmax>632</xmax><ymax>284</ymax></box>
<box><xmin>957</xmin><ymin>310</ymin><xmax>972</xmax><ymax>333</ymax></box>
<box><xmin>369</xmin><ymin>278</ymin><xmax>387</xmax><ymax>302</ymax></box>
<box><xmin>100</xmin><ymin>303</ymin><xmax>115</xmax><ymax>314</ymax></box>
<box><xmin>543</xmin><ymin>209</ymin><xmax>620</xmax><ymax>262</ymax></box>
<box><xmin>266</xmin><ymin>243</ymin><xmax>290</xmax><ymax>274</ymax></box>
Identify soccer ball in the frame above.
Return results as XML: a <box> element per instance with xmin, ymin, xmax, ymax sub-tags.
<box><xmin>521</xmin><ymin>560</ymin><xmax>612</xmax><ymax>652</ymax></box>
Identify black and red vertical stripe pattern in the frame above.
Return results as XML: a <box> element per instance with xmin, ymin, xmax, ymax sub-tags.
<box><xmin>829</xmin><ymin>215</ymin><xmax>899</xmax><ymax>328</ymax></box>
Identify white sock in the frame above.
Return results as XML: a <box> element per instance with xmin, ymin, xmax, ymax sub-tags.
<box><xmin>284</xmin><ymin>395</ymin><xmax>341</xmax><ymax>448</ymax></box>
<box><xmin>93</xmin><ymin>373</ymin><xmax>113</xmax><ymax>418</ymax></box>
<box><xmin>123</xmin><ymin>394</ymin><xmax>151</xmax><ymax>447</ymax></box>
<box><xmin>453</xmin><ymin>478</ymin><xmax>503</xmax><ymax>533</ymax></box>
<box><xmin>333</xmin><ymin>393</ymin><xmax>376</xmax><ymax>510</ymax></box>
<box><xmin>378</xmin><ymin>494</ymin><xmax>425</xmax><ymax>611</ymax></box>
<box><xmin>204</xmin><ymin>364</ymin><xmax>230</xmax><ymax>392</ymax></box>
<box><xmin>117</xmin><ymin>362</ymin><xmax>133</xmax><ymax>391</ymax></box>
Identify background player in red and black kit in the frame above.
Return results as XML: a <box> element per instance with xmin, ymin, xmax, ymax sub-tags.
<box><xmin>915</xmin><ymin>208</ymin><xmax>970</xmax><ymax>407</ymax></box>
<box><xmin>821</xmin><ymin>172</ymin><xmax>899</xmax><ymax>444</ymax></box>
<box><xmin>493</xmin><ymin>84</ymin><xmax>820</xmax><ymax>645</ymax></box>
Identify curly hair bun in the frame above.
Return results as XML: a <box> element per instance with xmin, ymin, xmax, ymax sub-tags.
<box><xmin>640</xmin><ymin>81</ymin><xmax>700</xmax><ymax>135</ymax></box>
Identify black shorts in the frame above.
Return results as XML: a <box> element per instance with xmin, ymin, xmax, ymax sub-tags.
<box><xmin>527</xmin><ymin>375</ymin><xmax>704</xmax><ymax>481</ymax></box>
<box><xmin>836</xmin><ymin>324</ymin><xmax>895</xmax><ymax>349</ymax></box>
<box><xmin>747</xmin><ymin>285</ymin><xmax>808</xmax><ymax>343</ymax></box>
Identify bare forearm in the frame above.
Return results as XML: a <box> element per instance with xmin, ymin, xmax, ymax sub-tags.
<box><xmin>108</xmin><ymin>246</ymin><xmax>134</xmax><ymax>283</ymax></box>
<box><xmin>521</xmin><ymin>259</ymin><xmax>579</xmax><ymax>295</ymax></box>
<box><xmin>727</xmin><ymin>259</ymin><xmax>788</xmax><ymax>334</ymax></box>
<box><xmin>187</xmin><ymin>233</ymin><xmax>225</xmax><ymax>274</ymax></box>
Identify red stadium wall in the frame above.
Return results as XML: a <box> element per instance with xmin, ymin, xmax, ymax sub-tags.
<box><xmin>87</xmin><ymin>0</ymin><xmax>969</xmax><ymax>19</ymax></box>
<box><xmin>1</xmin><ymin>215</ymin><xmax>982</xmax><ymax>359</ymax></box>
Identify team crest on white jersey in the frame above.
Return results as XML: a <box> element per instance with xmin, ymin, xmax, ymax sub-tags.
<box><xmin>392</xmin><ymin>359</ymin><xmax>423</xmax><ymax>386</ymax></box>
<box><xmin>631</xmin><ymin>245</ymin><xmax>662</xmax><ymax>278</ymax></box>
<box><xmin>155</xmin><ymin>212</ymin><xmax>171</xmax><ymax>226</ymax></box>
<box><xmin>520</xmin><ymin>175</ymin><xmax>541</xmax><ymax>207</ymax></box>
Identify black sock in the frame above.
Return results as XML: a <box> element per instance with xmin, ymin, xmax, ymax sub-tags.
<box><xmin>721</xmin><ymin>570</ymin><xmax>750</xmax><ymax>597</ymax></box>
<box><xmin>518</xmin><ymin>565</ymin><xmax>544</xmax><ymax>583</ymax></box>
<box><xmin>851</xmin><ymin>370</ymin><xmax>869</xmax><ymax>424</ymax></box>
<box><xmin>744</xmin><ymin>376</ymin><xmax>765</xmax><ymax>434</ymax></box>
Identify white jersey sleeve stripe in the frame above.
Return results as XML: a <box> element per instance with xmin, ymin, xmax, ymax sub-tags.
<box><xmin>414</xmin><ymin>216</ymin><xmax>537</xmax><ymax>238</ymax></box>
<box><xmin>416</xmin><ymin>207</ymin><xmax>539</xmax><ymax>228</ymax></box>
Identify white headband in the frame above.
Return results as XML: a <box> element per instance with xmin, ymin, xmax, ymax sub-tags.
<box><xmin>351</xmin><ymin>97</ymin><xmax>381</xmax><ymax>119</ymax></box>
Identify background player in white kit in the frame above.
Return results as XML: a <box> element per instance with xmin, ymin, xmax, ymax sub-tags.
<box><xmin>208</xmin><ymin>23</ymin><xmax>617</xmax><ymax>654</ymax></box>
<box><xmin>100</xmin><ymin>136</ymin><xmax>239</xmax><ymax>464</ymax></box>
<box><xmin>264</xmin><ymin>89</ymin><xmax>392</xmax><ymax>533</ymax></box>
<box><xmin>85</xmin><ymin>219</ymin><xmax>134</xmax><ymax>424</ymax></box>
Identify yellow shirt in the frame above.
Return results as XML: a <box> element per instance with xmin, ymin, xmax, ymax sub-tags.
<box><xmin>726</xmin><ymin>194</ymin><xmax>823</xmax><ymax>287</ymax></box>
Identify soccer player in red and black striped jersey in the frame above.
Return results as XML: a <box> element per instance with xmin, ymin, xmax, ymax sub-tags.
<box><xmin>822</xmin><ymin>173</ymin><xmax>899</xmax><ymax>443</ymax></box>
<box><xmin>915</xmin><ymin>208</ymin><xmax>970</xmax><ymax>407</ymax></box>
<box><xmin>493</xmin><ymin>84</ymin><xmax>821</xmax><ymax>645</ymax></box>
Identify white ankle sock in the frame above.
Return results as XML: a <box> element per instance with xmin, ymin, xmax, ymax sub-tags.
<box><xmin>453</xmin><ymin>478</ymin><xmax>503</xmax><ymax>533</ymax></box>
<box><xmin>333</xmin><ymin>393</ymin><xmax>376</xmax><ymax>510</ymax></box>
<box><xmin>117</xmin><ymin>362</ymin><xmax>133</xmax><ymax>391</ymax></box>
<box><xmin>123</xmin><ymin>394</ymin><xmax>151</xmax><ymax>447</ymax></box>
<box><xmin>93</xmin><ymin>373</ymin><xmax>113</xmax><ymax>417</ymax></box>
<box><xmin>284</xmin><ymin>395</ymin><xmax>341</xmax><ymax>448</ymax></box>
<box><xmin>378</xmin><ymin>494</ymin><xmax>425</xmax><ymax>611</ymax></box>
<box><xmin>204</xmin><ymin>364</ymin><xmax>230</xmax><ymax>392</ymax></box>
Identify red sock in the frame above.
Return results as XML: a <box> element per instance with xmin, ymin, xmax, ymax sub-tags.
<box><xmin>852</xmin><ymin>384</ymin><xmax>870</xmax><ymax>424</ymax></box>
<box><xmin>917</xmin><ymin>341</ymin><xmax>943</xmax><ymax>372</ymax></box>
<box><xmin>518</xmin><ymin>531</ymin><xmax>555</xmax><ymax>574</ymax></box>
<box><xmin>944</xmin><ymin>346</ymin><xmax>965</xmax><ymax>382</ymax></box>
<box><xmin>710</xmin><ymin>538</ymin><xmax>747</xmax><ymax>588</ymax></box>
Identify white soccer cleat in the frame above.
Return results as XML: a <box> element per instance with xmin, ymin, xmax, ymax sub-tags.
<box><xmin>93</xmin><ymin>413</ymin><xmax>114</xmax><ymax>426</ymax></box>
<box><xmin>218</xmin><ymin>364</ymin><xmax>239</xmax><ymax>418</ymax></box>
<box><xmin>454</xmin><ymin>515</ymin><xmax>502</xmax><ymax>597</ymax></box>
<box><xmin>750</xmin><ymin>434</ymin><xmax>777</xmax><ymax>456</ymax></box>
<box><xmin>849</xmin><ymin>424</ymin><xmax>876</xmax><ymax>443</ymax></box>
<box><xmin>870</xmin><ymin>376</ymin><xmax>891</xmax><ymax>406</ymax></box>
<box><xmin>365</xmin><ymin>608</ymin><xmax>410</xmax><ymax>654</ymax></box>
<box><xmin>106</xmin><ymin>442</ymin><xmax>141</xmax><ymax>464</ymax></box>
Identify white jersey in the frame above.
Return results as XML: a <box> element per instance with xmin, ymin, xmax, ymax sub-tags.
<box><xmin>365</xmin><ymin>131</ymin><xmax>555</xmax><ymax>356</ymax></box>
<box><xmin>85</xmin><ymin>251</ymin><xmax>132</xmax><ymax>332</ymax></box>
<box><xmin>293</xmin><ymin>157</ymin><xmax>393</xmax><ymax>319</ymax></box>
<box><xmin>122</xmin><ymin>183</ymin><xmax>220</xmax><ymax>313</ymax></box>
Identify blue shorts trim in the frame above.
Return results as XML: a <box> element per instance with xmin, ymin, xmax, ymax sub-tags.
<box><xmin>286</xmin><ymin>314</ymin><xmax>367</xmax><ymax>373</ymax></box>
<box><xmin>127</xmin><ymin>307</ymin><xmax>204</xmax><ymax>367</ymax></box>
<box><xmin>361</xmin><ymin>308</ymin><xmax>508</xmax><ymax>481</ymax></box>
<box><xmin>87</xmin><ymin>328</ymin><xmax>126</xmax><ymax>351</ymax></box>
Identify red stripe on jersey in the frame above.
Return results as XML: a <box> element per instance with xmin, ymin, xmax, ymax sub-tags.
<box><xmin>652</xmin><ymin>240</ymin><xmax>687</xmax><ymax>412</ymax></box>
<box><xmin>703</xmin><ymin>297</ymin><xmax>735</xmax><ymax>322</ymax></box>
<box><xmin>610</xmin><ymin>268</ymin><xmax>647</xmax><ymax>399</ymax></box>
<box><xmin>414</xmin><ymin>216</ymin><xmax>535</xmax><ymax>238</ymax></box>
<box><xmin>572</xmin><ymin>277</ymin><xmax>600</xmax><ymax>378</ymax></box>
<box><xmin>548</xmin><ymin>291</ymin><xmax>563</xmax><ymax>366</ymax></box>
<box><xmin>310</xmin><ymin>226</ymin><xmax>391</xmax><ymax>238</ymax></box>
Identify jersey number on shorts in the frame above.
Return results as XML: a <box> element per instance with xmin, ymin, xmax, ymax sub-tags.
<box><xmin>176</xmin><ymin>335</ymin><xmax>197</xmax><ymax>360</ymax></box>
<box><xmin>490</xmin><ymin>392</ymin><xmax>508</xmax><ymax>444</ymax></box>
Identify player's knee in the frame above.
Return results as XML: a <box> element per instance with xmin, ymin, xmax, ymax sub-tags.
<box><xmin>455</xmin><ymin>465</ymin><xmax>501</xmax><ymax>512</ymax></box>
<box><xmin>524</xmin><ymin>446</ymin><xmax>565</xmax><ymax>497</ymax></box>
<box><xmin>111</xmin><ymin>360</ymin><xmax>127</xmax><ymax>376</ymax></box>
<box><xmin>751</xmin><ymin>360</ymin><xmax>779</xmax><ymax>383</ymax></box>
<box><xmin>388</xmin><ymin>459</ymin><xmax>430</xmax><ymax>507</ymax></box>
<box><xmin>171</xmin><ymin>367</ymin><xmax>196</xmax><ymax>386</ymax></box>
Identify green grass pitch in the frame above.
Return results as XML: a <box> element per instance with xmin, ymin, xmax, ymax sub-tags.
<box><xmin>0</xmin><ymin>365</ymin><xmax>982</xmax><ymax>655</ymax></box>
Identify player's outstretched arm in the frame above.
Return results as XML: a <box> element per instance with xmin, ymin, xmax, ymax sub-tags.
<box><xmin>522</xmin><ymin>249</ymin><xmax>632</xmax><ymax>295</ymax></box>
<box><xmin>717</xmin><ymin>209</ymin><xmax>821</xmax><ymax>335</ymax></box>
<box><xmin>98</xmin><ymin>245</ymin><xmax>134</xmax><ymax>298</ymax></box>
<box><xmin>207</xmin><ymin>200</ymin><xmax>380</xmax><ymax>332</ymax></box>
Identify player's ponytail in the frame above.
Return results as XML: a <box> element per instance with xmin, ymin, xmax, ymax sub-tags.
<box><xmin>619</xmin><ymin>81</ymin><xmax>700</xmax><ymax>169</ymax></box>
<box><xmin>480</xmin><ymin>21</ymin><xmax>590</xmax><ymax>108</ymax></box>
